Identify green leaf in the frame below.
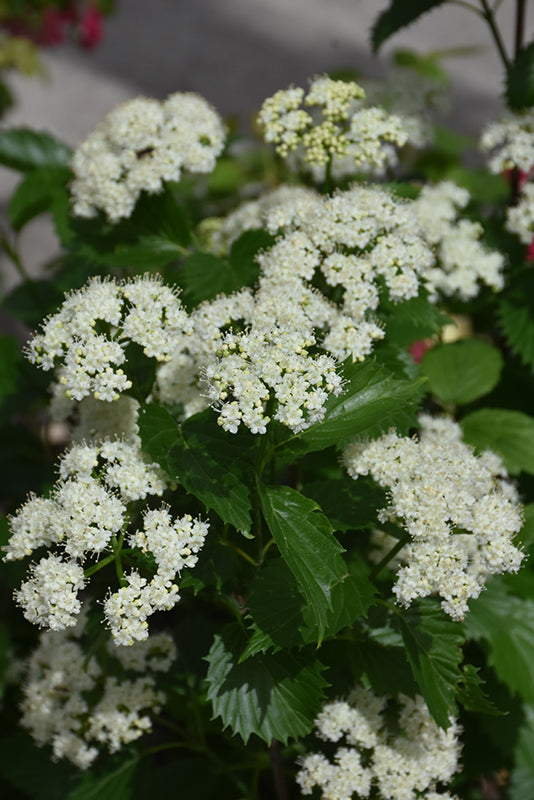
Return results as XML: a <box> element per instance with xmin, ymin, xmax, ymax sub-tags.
<box><xmin>466</xmin><ymin>581</ymin><xmax>534</xmax><ymax>704</ymax></box>
<box><xmin>393</xmin><ymin>48</ymin><xmax>449</xmax><ymax>84</ymax></box>
<box><xmin>499</xmin><ymin>298</ymin><xmax>534</xmax><ymax>372</ymax></box>
<box><xmin>350</xmin><ymin>638</ymin><xmax>418</xmax><ymax>697</ymax></box>
<box><xmin>461</xmin><ymin>408</ymin><xmax>534</xmax><ymax>475</ymax></box>
<box><xmin>520</xmin><ymin>503</ymin><xmax>534</xmax><ymax>544</ymax></box>
<box><xmin>393</xmin><ymin>599</ymin><xmax>464</xmax><ymax>728</ymax></box>
<box><xmin>228</xmin><ymin>229</ymin><xmax>274</xmax><ymax>277</ymax></box>
<box><xmin>456</xmin><ymin>665</ymin><xmax>504</xmax><ymax>715</ymax></box>
<box><xmin>0</xmin><ymin>335</ymin><xmax>19</xmax><ymax>405</ymax></box>
<box><xmin>243</xmin><ymin>559</ymin><xmax>308</xmax><ymax>656</ymax></box>
<box><xmin>137</xmin><ymin>404</ymin><xmax>181</xmax><ymax>474</ymax></box>
<box><xmin>2</xmin><ymin>279</ymin><xmax>65</xmax><ymax>326</ymax></box>
<box><xmin>371</xmin><ymin>0</ymin><xmax>449</xmax><ymax>52</ymax></box>
<box><xmin>67</xmin><ymin>759</ymin><xmax>137</xmax><ymax>800</ymax></box>
<box><xmin>510</xmin><ymin>706</ymin><xmax>534</xmax><ymax>800</ymax></box>
<box><xmin>8</xmin><ymin>166</ymin><xmax>70</xmax><ymax>230</ymax></box>
<box><xmin>180</xmin><ymin>252</ymin><xmax>235</xmax><ymax>305</ymax></box>
<box><xmin>0</xmin><ymin>79</ymin><xmax>13</xmax><ymax>116</ymax></box>
<box><xmin>53</xmin><ymin>189</ymin><xmax>190</xmax><ymax>268</ymax></box>
<box><xmin>242</xmin><ymin>554</ymin><xmax>376</xmax><ymax>658</ymax></box>
<box><xmin>172</xmin><ymin>415</ymin><xmax>253</xmax><ymax>534</ymax></box>
<box><xmin>258</xmin><ymin>485</ymin><xmax>347</xmax><ymax>642</ymax></box>
<box><xmin>292</xmin><ymin>359</ymin><xmax>425</xmax><ymax>453</ymax></box>
<box><xmin>506</xmin><ymin>41</ymin><xmax>534</xmax><ymax>111</ymax></box>
<box><xmin>0</xmin><ymin>128</ymin><xmax>71</xmax><ymax>172</ymax></box>
<box><xmin>138</xmin><ymin>405</ymin><xmax>253</xmax><ymax>533</ymax></box>
<box><xmin>181</xmin><ymin>229</ymin><xmax>272</xmax><ymax>307</ymax></box>
<box><xmin>0</xmin><ymin>733</ymin><xmax>76</xmax><ymax>799</ymax></box>
<box><xmin>421</xmin><ymin>339</ymin><xmax>503</xmax><ymax>405</ymax></box>
<box><xmin>303</xmin><ymin>477</ymin><xmax>386</xmax><ymax>532</ymax></box>
<box><xmin>383</xmin><ymin>295</ymin><xmax>450</xmax><ymax>347</ymax></box>
<box><xmin>445</xmin><ymin>165</ymin><xmax>509</xmax><ymax>204</ymax></box>
<box><xmin>205</xmin><ymin>623</ymin><xmax>327</xmax><ymax>744</ymax></box>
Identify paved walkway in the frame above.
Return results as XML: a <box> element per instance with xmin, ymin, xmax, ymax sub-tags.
<box><xmin>0</xmin><ymin>0</ymin><xmax>531</xmax><ymax>293</ymax></box>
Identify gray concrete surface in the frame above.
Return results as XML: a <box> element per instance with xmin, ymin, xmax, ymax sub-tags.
<box><xmin>1</xmin><ymin>0</ymin><xmax>532</xmax><ymax>295</ymax></box>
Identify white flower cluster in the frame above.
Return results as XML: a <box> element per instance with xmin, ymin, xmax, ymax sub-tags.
<box><xmin>506</xmin><ymin>181</ymin><xmax>534</xmax><ymax>244</ymax></box>
<box><xmin>413</xmin><ymin>181</ymin><xmax>505</xmax><ymax>299</ymax></box>
<box><xmin>27</xmin><ymin>275</ymin><xmax>192</xmax><ymax>405</ymax></box>
<box><xmin>4</xmin><ymin>439</ymin><xmax>209</xmax><ymax>643</ymax></box>
<box><xmin>343</xmin><ymin>415</ymin><xmax>524</xmax><ymax>620</ymax></box>
<box><xmin>480</xmin><ymin>110</ymin><xmax>534</xmax><ymax>173</ymax></box>
<box><xmin>106</xmin><ymin>508</ymin><xmax>209</xmax><ymax>645</ymax></box>
<box><xmin>20</xmin><ymin>620</ymin><xmax>176</xmax><ymax>769</ymax></box>
<box><xmin>71</xmin><ymin>92</ymin><xmax>226</xmax><ymax>222</ymax></box>
<box><xmin>297</xmin><ymin>687</ymin><xmax>461</xmax><ymax>800</ymax></box>
<box><xmin>156</xmin><ymin>185</ymin><xmax>435</xmax><ymax>434</ymax></box>
<box><xmin>209</xmin><ymin>184</ymin><xmax>319</xmax><ymax>253</ymax></box>
<box><xmin>258</xmin><ymin>76</ymin><xmax>408</xmax><ymax>175</ymax></box>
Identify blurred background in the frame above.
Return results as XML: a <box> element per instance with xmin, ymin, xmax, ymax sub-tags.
<box><xmin>0</xmin><ymin>0</ymin><xmax>533</xmax><ymax>291</ymax></box>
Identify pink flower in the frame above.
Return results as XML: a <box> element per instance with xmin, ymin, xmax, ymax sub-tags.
<box><xmin>526</xmin><ymin>236</ymin><xmax>534</xmax><ymax>262</ymax></box>
<box><xmin>78</xmin><ymin>6</ymin><xmax>104</xmax><ymax>49</ymax></box>
<box><xmin>409</xmin><ymin>338</ymin><xmax>434</xmax><ymax>363</ymax></box>
<box><xmin>2</xmin><ymin>8</ymin><xmax>71</xmax><ymax>46</ymax></box>
<box><xmin>503</xmin><ymin>166</ymin><xmax>534</xmax><ymax>188</ymax></box>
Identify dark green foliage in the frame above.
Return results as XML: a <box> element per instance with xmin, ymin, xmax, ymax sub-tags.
<box><xmin>506</xmin><ymin>41</ymin><xmax>534</xmax><ymax>110</ymax></box>
<box><xmin>371</xmin><ymin>0</ymin><xmax>449</xmax><ymax>52</ymax></box>
<box><xmin>0</xmin><ymin>128</ymin><xmax>71</xmax><ymax>172</ymax></box>
<box><xmin>205</xmin><ymin>624</ymin><xmax>328</xmax><ymax>744</ymax></box>
<box><xmin>392</xmin><ymin>599</ymin><xmax>464</xmax><ymax>729</ymax></box>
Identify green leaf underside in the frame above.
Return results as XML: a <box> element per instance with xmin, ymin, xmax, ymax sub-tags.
<box><xmin>276</xmin><ymin>359</ymin><xmax>425</xmax><ymax>458</ymax></box>
<box><xmin>421</xmin><ymin>338</ymin><xmax>503</xmax><ymax>405</ymax></box>
<box><xmin>241</xmin><ymin>554</ymin><xmax>376</xmax><ymax>659</ymax></box>
<box><xmin>258</xmin><ymin>485</ymin><xmax>348</xmax><ymax>642</ymax></box>
<box><xmin>205</xmin><ymin>624</ymin><xmax>327</xmax><ymax>744</ymax></box>
<box><xmin>66</xmin><ymin>759</ymin><xmax>137</xmax><ymax>800</ymax></box>
<box><xmin>8</xmin><ymin>166</ymin><xmax>70</xmax><ymax>231</ymax></box>
<box><xmin>371</xmin><ymin>0</ymin><xmax>449</xmax><ymax>52</ymax></box>
<box><xmin>0</xmin><ymin>128</ymin><xmax>71</xmax><ymax>172</ymax></box>
<box><xmin>507</xmin><ymin>42</ymin><xmax>534</xmax><ymax>110</ymax></box>
<box><xmin>393</xmin><ymin>599</ymin><xmax>464</xmax><ymax>729</ymax></box>
<box><xmin>499</xmin><ymin>299</ymin><xmax>534</xmax><ymax>371</ymax></box>
<box><xmin>461</xmin><ymin>408</ymin><xmax>534</xmax><ymax>475</ymax></box>
<box><xmin>466</xmin><ymin>581</ymin><xmax>534</xmax><ymax>704</ymax></box>
<box><xmin>138</xmin><ymin>405</ymin><xmax>252</xmax><ymax>533</ymax></box>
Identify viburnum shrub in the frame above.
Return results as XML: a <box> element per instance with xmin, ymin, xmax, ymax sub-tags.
<box><xmin>2</xmin><ymin>1</ymin><xmax>534</xmax><ymax>798</ymax></box>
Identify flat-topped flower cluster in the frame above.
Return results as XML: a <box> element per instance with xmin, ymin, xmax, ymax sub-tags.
<box><xmin>3</xmin><ymin>438</ymin><xmax>209</xmax><ymax>645</ymax></box>
<box><xmin>344</xmin><ymin>415</ymin><xmax>524</xmax><ymax>619</ymax></box>
<box><xmin>20</xmin><ymin>615</ymin><xmax>177</xmax><ymax>769</ymax></box>
<box><xmin>70</xmin><ymin>91</ymin><xmax>226</xmax><ymax>222</ymax></box>
<box><xmin>297</xmin><ymin>687</ymin><xmax>461</xmax><ymax>800</ymax></box>
<box><xmin>413</xmin><ymin>181</ymin><xmax>505</xmax><ymax>299</ymax></box>
<box><xmin>258</xmin><ymin>75</ymin><xmax>408</xmax><ymax>179</ymax></box>
<box><xmin>26</xmin><ymin>184</ymin><xmax>437</xmax><ymax>435</ymax></box>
